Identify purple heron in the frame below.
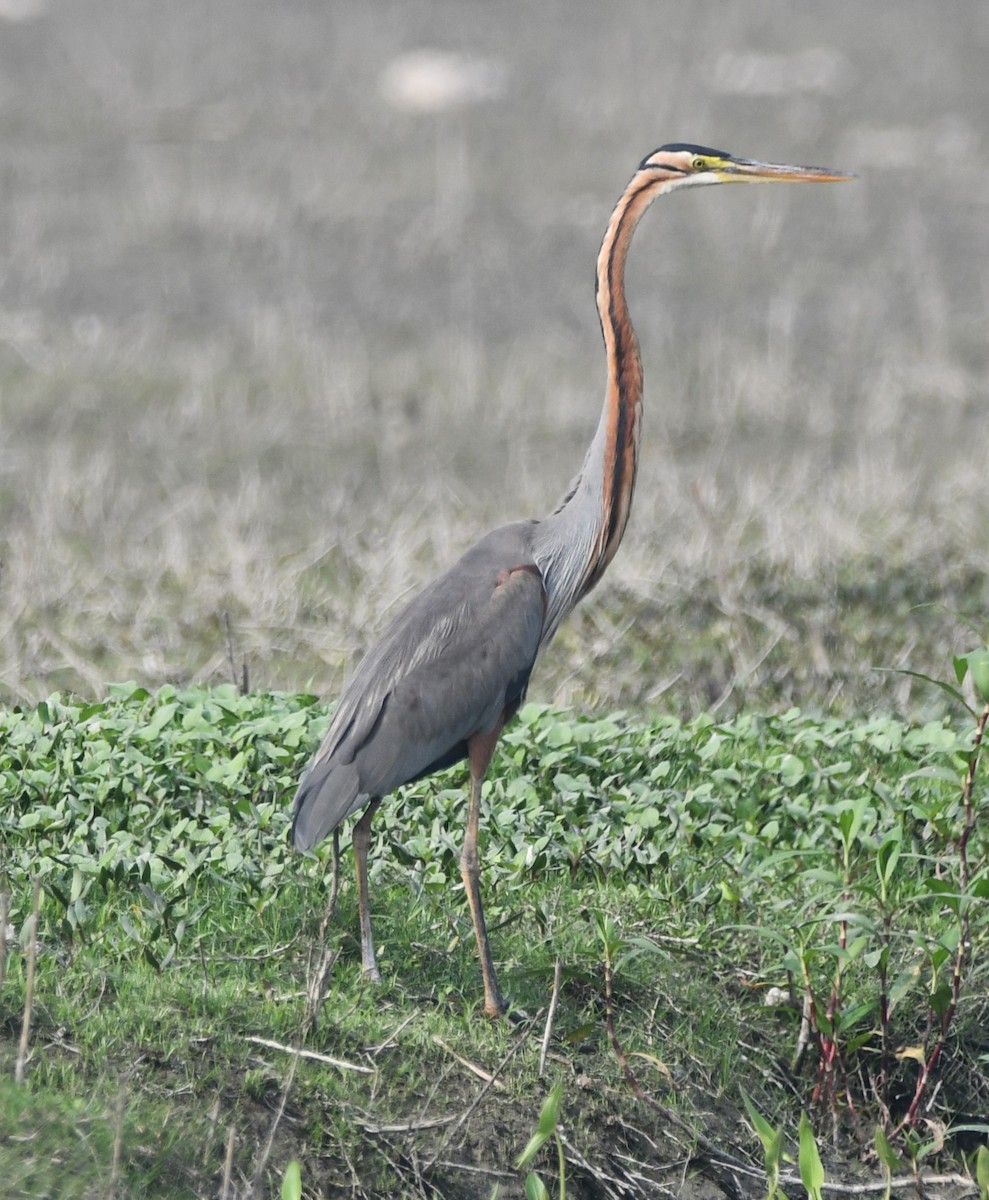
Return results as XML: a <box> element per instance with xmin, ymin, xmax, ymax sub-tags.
<box><xmin>291</xmin><ymin>144</ymin><xmax>850</xmax><ymax>1017</ymax></box>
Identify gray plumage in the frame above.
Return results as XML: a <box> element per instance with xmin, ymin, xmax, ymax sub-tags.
<box><xmin>288</xmin><ymin>143</ymin><xmax>848</xmax><ymax>1016</ymax></box>
<box><xmin>291</xmin><ymin>521</ymin><xmax>547</xmax><ymax>851</ymax></box>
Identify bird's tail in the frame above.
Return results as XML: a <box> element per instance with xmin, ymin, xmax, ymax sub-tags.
<box><xmin>290</xmin><ymin>758</ymin><xmax>363</xmax><ymax>852</ymax></box>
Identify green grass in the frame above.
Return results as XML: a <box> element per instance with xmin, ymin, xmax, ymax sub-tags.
<box><xmin>2</xmin><ymin>688</ymin><xmax>987</xmax><ymax>1197</ymax></box>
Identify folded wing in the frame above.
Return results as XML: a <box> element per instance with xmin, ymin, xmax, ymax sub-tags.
<box><xmin>291</xmin><ymin>523</ymin><xmax>546</xmax><ymax>851</ymax></box>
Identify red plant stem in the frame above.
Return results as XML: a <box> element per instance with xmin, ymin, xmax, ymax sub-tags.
<box><xmin>803</xmin><ymin>954</ymin><xmax>834</xmax><ymax>1107</ymax></box>
<box><xmin>821</xmin><ymin>907</ymin><xmax>851</xmax><ymax>1113</ymax></box>
<box><xmin>876</xmin><ymin>909</ymin><xmax>892</xmax><ymax>1118</ymax></box>
<box><xmin>897</xmin><ymin>702</ymin><xmax>988</xmax><ymax>1132</ymax></box>
<box><xmin>955</xmin><ymin>703</ymin><xmax>987</xmax><ymax>889</ymax></box>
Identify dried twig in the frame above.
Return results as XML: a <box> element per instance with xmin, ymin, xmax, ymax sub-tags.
<box><xmin>221</xmin><ymin>941</ymin><xmax>298</xmax><ymax>963</ymax></box>
<box><xmin>107</xmin><ymin>1076</ymin><xmax>126</xmax><ymax>1200</ymax></box>
<box><xmin>220</xmin><ymin>1125</ymin><xmax>236</xmax><ymax>1200</ymax></box>
<box><xmin>15</xmin><ymin>879</ymin><xmax>41</xmax><ymax>1085</ymax></box>
<box><xmin>339</xmin><ymin>1136</ymin><xmax>368</xmax><ymax>1199</ymax></box>
<box><xmin>539</xmin><ymin>958</ymin><xmax>562</xmax><ymax>1077</ymax></box>
<box><xmin>431</xmin><ymin>1035</ymin><xmax>507</xmax><ymax>1090</ymax></box>
<box><xmin>304</xmin><ymin>944</ymin><xmax>339</xmax><ymax>1029</ymax></box>
<box><xmin>357</xmin><ymin>1115</ymin><xmax>459</xmax><ymax>1134</ymax></box>
<box><xmin>791</xmin><ymin>981</ymin><xmax>813</xmax><ymax>1073</ymax></box>
<box><xmin>0</xmin><ymin>890</ymin><xmax>9</xmax><ymax>994</ymax></box>
<box><xmin>366</xmin><ymin>1133</ymin><xmax>428</xmax><ymax>1199</ymax></box>
<box><xmin>424</xmin><ymin>1020</ymin><xmax>535</xmax><ymax>1169</ymax></box>
<box><xmin>818</xmin><ymin>1177</ymin><xmax>976</xmax><ymax>1197</ymax></box>
<box><xmin>367</xmin><ymin>1010</ymin><xmax>420</xmax><ymax>1057</ymax></box>
<box><xmin>295</xmin><ymin>853</ymin><xmax>344</xmax><ymax>1034</ymax></box>
<box><xmin>245</xmin><ymin>1034</ymin><xmax>374</xmax><ymax>1074</ymax></box>
<box><xmin>430</xmin><ymin>1159</ymin><xmax>515</xmax><ymax>1181</ymax></box>
<box><xmin>222</xmin><ymin>611</ymin><xmax>249</xmax><ymax>695</ymax></box>
<box><xmin>252</xmin><ymin>1045</ymin><xmax>300</xmax><ymax>1195</ymax></box>
<box><xmin>611</xmin><ymin>1147</ymin><xmax>686</xmax><ymax>1197</ymax></box>
<box><xmin>557</xmin><ymin>1128</ymin><xmax>628</xmax><ymax>1200</ymax></box>
<box><xmin>203</xmin><ymin>1096</ymin><xmax>222</xmax><ymax>1167</ymax></box>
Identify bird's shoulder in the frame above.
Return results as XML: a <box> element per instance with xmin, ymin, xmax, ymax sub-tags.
<box><xmin>317</xmin><ymin>520</ymin><xmax>544</xmax><ymax>758</ymax></box>
<box><xmin>379</xmin><ymin>520</ymin><xmax>541</xmax><ymax>640</ymax></box>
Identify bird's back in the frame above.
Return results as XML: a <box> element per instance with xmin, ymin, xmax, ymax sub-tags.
<box><xmin>291</xmin><ymin>521</ymin><xmax>546</xmax><ymax>851</ymax></box>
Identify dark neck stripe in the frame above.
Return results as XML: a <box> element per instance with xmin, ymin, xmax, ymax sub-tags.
<box><xmin>596</xmin><ymin>183</ymin><xmax>646</xmax><ymax>573</ymax></box>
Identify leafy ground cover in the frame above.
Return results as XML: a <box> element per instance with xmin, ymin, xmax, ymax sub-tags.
<box><xmin>1</xmin><ymin>687</ymin><xmax>987</xmax><ymax>1198</ymax></box>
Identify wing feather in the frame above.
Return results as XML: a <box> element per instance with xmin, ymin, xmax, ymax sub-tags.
<box><xmin>291</xmin><ymin>523</ymin><xmax>545</xmax><ymax>851</ymax></box>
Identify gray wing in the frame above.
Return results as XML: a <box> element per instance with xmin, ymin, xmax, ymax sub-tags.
<box><xmin>291</xmin><ymin>522</ymin><xmax>546</xmax><ymax>851</ymax></box>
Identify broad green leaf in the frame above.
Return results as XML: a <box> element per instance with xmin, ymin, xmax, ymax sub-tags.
<box><xmin>874</xmin><ymin>1125</ymin><xmax>899</xmax><ymax>1173</ymax></box>
<box><xmin>880</xmin><ymin>668</ymin><xmax>972</xmax><ymax>716</ymax></box>
<box><xmin>798</xmin><ymin>1112</ymin><xmax>824</xmax><ymax>1200</ymax></box>
<box><xmin>876</xmin><ymin>835</ymin><xmax>901</xmax><ymax>890</ymax></box>
<box><xmin>516</xmin><ymin>1082</ymin><xmax>563</xmax><ymax>1169</ymax></box>
<box><xmin>873</xmin><ymin>1126</ymin><xmax>897</xmax><ymax>1200</ymax></box>
<box><xmin>281</xmin><ymin>1160</ymin><xmax>302</xmax><ymax>1200</ymax></box>
<box><xmin>536</xmin><ymin>1082</ymin><xmax>563</xmax><ymax>1138</ymax></box>
<box><xmin>139</xmin><ymin>703</ymin><xmax>178</xmax><ymax>741</ymax></box>
<box><xmin>524</xmin><ymin>1173</ymin><xmax>550</xmax><ymax>1200</ymax></box>
<box><xmin>740</xmin><ymin>1088</ymin><xmax>779</xmax><ymax>1158</ymax></box>
<box><xmin>962</xmin><ymin>648</ymin><xmax>989</xmax><ymax>703</ymax></box>
<box><xmin>552</xmin><ymin>771</ymin><xmax>585</xmax><ymax>793</ymax></box>
<box><xmin>545</xmin><ymin>722</ymin><xmax>573</xmax><ymax>748</ymax></box>
<box><xmin>975</xmin><ymin>1143</ymin><xmax>989</xmax><ymax>1200</ymax></box>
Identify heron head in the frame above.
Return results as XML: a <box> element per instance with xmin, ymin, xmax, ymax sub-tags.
<box><xmin>639</xmin><ymin>143</ymin><xmax>852</xmax><ymax>189</ymax></box>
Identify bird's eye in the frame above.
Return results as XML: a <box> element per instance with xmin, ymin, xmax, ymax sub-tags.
<box><xmin>691</xmin><ymin>156</ymin><xmax>706</xmax><ymax>171</ymax></box>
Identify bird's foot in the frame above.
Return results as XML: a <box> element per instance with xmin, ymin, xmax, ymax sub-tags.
<box><xmin>483</xmin><ymin>995</ymin><xmax>530</xmax><ymax>1024</ymax></box>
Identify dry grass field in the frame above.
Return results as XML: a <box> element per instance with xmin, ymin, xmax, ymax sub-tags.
<box><xmin>2</xmin><ymin>0</ymin><xmax>988</xmax><ymax>715</ymax></box>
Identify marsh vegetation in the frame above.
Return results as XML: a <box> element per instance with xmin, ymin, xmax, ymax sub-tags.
<box><xmin>2</xmin><ymin>2</ymin><xmax>989</xmax><ymax>1196</ymax></box>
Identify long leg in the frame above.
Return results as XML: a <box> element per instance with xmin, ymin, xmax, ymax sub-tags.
<box><xmin>463</xmin><ymin>729</ymin><xmax>507</xmax><ymax>1018</ymax></box>
<box><xmin>353</xmin><ymin>798</ymin><xmax>382</xmax><ymax>982</ymax></box>
<box><xmin>317</xmin><ymin>828</ymin><xmax>341</xmax><ymax>943</ymax></box>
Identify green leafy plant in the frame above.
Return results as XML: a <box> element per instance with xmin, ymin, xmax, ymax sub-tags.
<box><xmin>516</xmin><ymin>1082</ymin><xmax>566</xmax><ymax>1200</ymax></box>
<box><xmin>281</xmin><ymin>1159</ymin><xmax>302</xmax><ymax>1200</ymax></box>
<box><xmin>873</xmin><ymin>1125</ymin><xmax>900</xmax><ymax>1200</ymax></box>
<box><xmin>728</xmin><ymin>642</ymin><xmax>989</xmax><ymax>1140</ymax></box>
<box><xmin>975</xmin><ymin>1143</ymin><xmax>989</xmax><ymax>1200</ymax></box>
<box><xmin>3</xmin><ymin>686</ymin><xmax>987</xmax><ymax>1189</ymax></box>
<box><xmin>738</xmin><ymin>1098</ymin><xmax>830</xmax><ymax>1200</ymax></box>
<box><xmin>797</xmin><ymin>1112</ymin><xmax>825</xmax><ymax>1200</ymax></box>
<box><xmin>891</xmin><ymin>643</ymin><xmax>989</xmax><ymax>1132</ymax></box>
<box><xmin>740</xmin><ymin>1088</ymin><xmax>785</xmax><ymax>1200</ymax></box>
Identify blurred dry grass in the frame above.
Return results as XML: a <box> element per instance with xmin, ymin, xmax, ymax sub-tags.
<box><xmin>1</xmin><ymin>0</ymin><xmax>988</xmax><ymax>714</ymax></box>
